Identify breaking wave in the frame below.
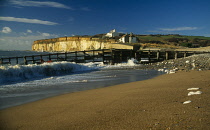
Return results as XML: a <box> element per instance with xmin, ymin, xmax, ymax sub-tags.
<box><xmin>0</xmin><ymin>62</ymin><xmax>102</xmax><ymax>84</ymax></box>
<box><xmin>0</xmin><ymin>58</ymin><xmax>140</xmax><ymax>85</ymax></box>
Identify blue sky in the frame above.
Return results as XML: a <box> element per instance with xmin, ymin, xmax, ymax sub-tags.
<box><xmin>0</xmin><ymin>0</ymin><xmax>210</xmax><ymax>50</ymax></box>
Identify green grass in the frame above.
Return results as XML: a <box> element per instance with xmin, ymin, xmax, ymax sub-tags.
<box><xmin>136</xmin><ymin>35</ymin><xmax>210</xmax><ymax>41</ymax></box>
<box><xmin>183</xmin><ymin>36</ymin><xmax>210</xmax><ymax>40</ymax></box>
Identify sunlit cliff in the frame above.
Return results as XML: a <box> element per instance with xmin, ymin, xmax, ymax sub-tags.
<box><xmin>32</xmin><ymin>36</ymin><xmax>133</xmax><ymax>52</ymax></box>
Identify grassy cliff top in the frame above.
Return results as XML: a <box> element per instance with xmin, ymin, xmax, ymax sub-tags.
<box><xmin>136</xmin><ymin>34</ymin><xmax>210</xmax><ymax>41</ymax></box>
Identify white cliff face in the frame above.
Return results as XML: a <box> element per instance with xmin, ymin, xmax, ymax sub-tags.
<box><xmin>32</xmin><ymin>38</ymin><xmax>133</xmax><ymax>52</ymax></box>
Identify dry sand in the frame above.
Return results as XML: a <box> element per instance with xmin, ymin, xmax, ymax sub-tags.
<box><xmin>0</xmin><ymin>70</ymin><xmax>210</xmax><ymax>130</ymax></box>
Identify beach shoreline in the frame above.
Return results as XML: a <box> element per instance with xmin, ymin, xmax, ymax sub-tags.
<box><xmin>1</xmin><ymin>70</ymin><xmax>210</xmax><ymax>129</ymax></box>
<box><xmin>0</xmin><ymin>69</ymin><xmax>164</xmax><ymax>110</ymax></box>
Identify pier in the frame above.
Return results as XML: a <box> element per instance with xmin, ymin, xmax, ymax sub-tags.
<box><xmin>0</xmin><ymin>49</ymin><xmax>210</xmax><ymax>65</ymax></box>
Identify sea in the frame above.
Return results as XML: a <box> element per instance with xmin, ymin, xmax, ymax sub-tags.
<box><xmin>0</xmin><ymin>50</ymin><xmax>165</xmax><ymax>110</ymax></box>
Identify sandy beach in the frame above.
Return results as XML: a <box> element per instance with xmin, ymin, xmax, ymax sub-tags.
<box><xmin>0</xmin><ymin>70</ymin><xmax>210</xmax><ymax>130</ymax></box>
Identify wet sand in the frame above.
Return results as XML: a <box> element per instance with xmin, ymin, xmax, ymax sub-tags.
<box><xmin>0</xmin><ymin>70</ymin><xmax>210</xmax><ymax>130</ymax></box>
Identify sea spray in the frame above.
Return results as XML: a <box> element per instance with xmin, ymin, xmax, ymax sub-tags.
<box><xmin>0</xmin><ymin>58</ymin><xmax>140</xmax><ymax>85</ymax></box>
<box><xmin>105</xmin><ymin>58</ymin><xmax>140</xmax><ymax>68</ymax></box>
<box><xmin>127</xmin><ymin>58</ymin><xmax>139</xmax><ymax>65</ymax></box>
<box><xmin>0</xmin><ymin>61</ymin><xmax>101</xmax><ymax>84</ymax></box>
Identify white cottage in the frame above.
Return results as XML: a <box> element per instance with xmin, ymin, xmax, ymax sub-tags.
<box><xmin>105</xmin><ymin>29</ymin><xmax>119</xmax><ymax>37</ymax></box>
<box><xmin>119</xmin><ymin>34</ymin><xmax>129</xmax><ymax>43</ymax></box>
<box><xmin>119</xmin><ymin>33</ymin><xmax>138</xmax><ymax>43</ymax></box>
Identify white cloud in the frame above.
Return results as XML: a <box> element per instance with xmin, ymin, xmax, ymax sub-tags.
<box><xmin>0</xmin><ymin>36</ymin><xmax>39</xmax><ymax>50</ymax></box>
<box><xmin>42</xmin><ymin>33</ymin><xmax>50</xmax><ymax>37</ymax></box>
<box><xmin>0</xmin><ymin>31</ymin><xmax>59</xmax><ymax>50</ymax></box>
<box><xmin>1</xmin><ymin>27</ymin><xmax>12</xmax><ymax>33</ymax></box>
<box><xmin>159</xmin><ymin>27</ymin><xmax>198</xmax><ymax>31</ymax></box>
<box><xmin>27</xmin><ymin>29</ymin><xmax>32</xmax><ymax>33</ymax></box>
<box><xmin>10</xmin><ymin>0</ymin><xmax>72</xmax><ymax>9</ymax></box>
<box><xmin>37</xmin><ymin>31</ymin><xmax>57</xmax><ymax>37</ymax></box>
<box><xmin>0</xmin><ymin>16</ymin><xmax>58</xmax><ymax>25</ymax></box>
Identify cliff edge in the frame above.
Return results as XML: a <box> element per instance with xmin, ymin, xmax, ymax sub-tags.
<box><xmin>32</xmin><ymin>36</ymin><xmax>133</xmax><ymax>52</ymax></box>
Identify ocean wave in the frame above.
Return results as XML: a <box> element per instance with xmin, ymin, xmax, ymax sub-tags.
<box><xmin>0</xmin><ymin>61</ymin><xmax>101</xmax><ymax>84</ymax></box>
<box><xmin>0</xmin><ymin>59</ymin><xmax>139</xmax><ymax>85</ymax></box>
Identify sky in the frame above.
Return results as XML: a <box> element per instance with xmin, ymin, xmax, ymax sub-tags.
<box><xmin>0</xmin><ymin>0</ymin><xmax>210</xmax><ymax>50</ymax></box>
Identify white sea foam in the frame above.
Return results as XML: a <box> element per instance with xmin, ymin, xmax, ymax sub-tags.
<box><xmin>0</xmin><ymin>61</ymin><xmax>101</xmax><ymax>84</ymax></box>
<box><xmin>128</xmin><ymin>58</ymin><xmax>139</xmax><ymax>65</ymax></box>
<box><xmin>167</xmin><ymin>70</ymin><xmax>176</xmax><ymax>74</ymax></box>
<box><xmin>161</xmin><ymin>69</ymin><xmax>176</xmax><ymax>74</ymax></box>
<box><xmin>105</xmin><ymin>58</ymin><xmax>140</xmax><ymax>68</ymax></box>
<box><xmin>158</xmin><ymin>68</ymin><xmax>164</xmax><ymax>71</ymax></box>
<box><xmin>64</xmin><ymin>80</ymin><xmax>88</xmax><ymax>83</ymax></box>
<box><xmin>0</xmin><ymin>59</ymin><xmax>139</xmax><ymax>84</ymax></box>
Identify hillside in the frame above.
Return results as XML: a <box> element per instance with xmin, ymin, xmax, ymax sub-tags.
<box><xmin>92</xmin><ymin>33</ymin><xmax>210</xmax><ymax>48</ymax></box>
<box><xmin>135</xmin><ymin>34</ymin><xmax>210</xmax><ymax>48</ymax></box>
<box><xmin>90</xmin><ymin>33</ymin><xmax>210</xmax><ymax>50</ymax></box>
<box><xmin>32</xmin><ymin>33</ymin><xmax>210</xmax><ymax>52</ymax></box>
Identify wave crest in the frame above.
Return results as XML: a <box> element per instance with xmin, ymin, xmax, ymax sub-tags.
<box><xmin>0</xmin><ymin>62</ymin><xmax>97</xmax><ymax>84</ymax></box>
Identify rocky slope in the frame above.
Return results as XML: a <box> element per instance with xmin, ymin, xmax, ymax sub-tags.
<box><xmin>145</xmin><ymin>54</ymin><xmax>210</xmax><ymax>71</ymax></box>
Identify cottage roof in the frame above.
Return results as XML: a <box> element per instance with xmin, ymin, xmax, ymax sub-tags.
<box><xmin>120</xmin><ymin>34</ymin><xmax>127</xmax><ymax>38</ymax></box>
<box><xmin>120</xmin><ymin>34</ymin><xmax>136</xmax><ymax>39</ymax></box>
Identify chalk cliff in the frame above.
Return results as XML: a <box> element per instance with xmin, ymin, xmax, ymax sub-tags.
<box><xmin>32</xmin><ymin>36</ymin><xmax>133</xmax><ymax>52</ymax></box>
